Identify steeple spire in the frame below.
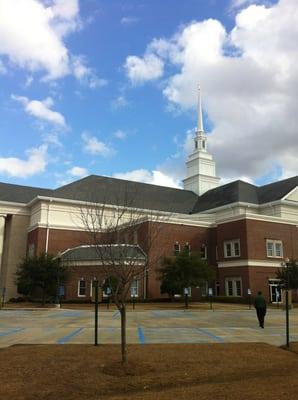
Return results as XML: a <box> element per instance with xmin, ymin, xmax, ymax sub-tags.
<box><xmin>197</xmin><ymin>84</ymin><xmax>204</xmax><ymax>133</ymax></box>
<box><xmin>194</xmin><ymin>84</ymin><xmax>207</xmax><ymax>152</ymax></box>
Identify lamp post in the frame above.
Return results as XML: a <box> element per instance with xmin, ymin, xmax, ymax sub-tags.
<box><xmin>55</xmin><ymin>254</ymin><xmax>61</xmax><ymax>308</ymax></box>
<box><xmin>93</xmin><ymin>279</ymin><xmax>99</xmax><ymax>346</ymax></box>
<box><xmin>281</xmin><ymin>258</ymin><xmax>290</xmax><ymax>348</ymax></box>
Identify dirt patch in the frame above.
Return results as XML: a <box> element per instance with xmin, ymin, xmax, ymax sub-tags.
<box><xmin>1</xmin><ymin>343</ymin><xmax>298</xmax><ymax>400</ymax></box>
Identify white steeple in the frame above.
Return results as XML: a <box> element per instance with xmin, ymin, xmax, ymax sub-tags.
<box><xmin>194</xmin><ymin>85</ymin><xmax>208</xmax><ymax>153</ymax></box>
<box><xmin>183</xmin><ymin>85</ymin><xmax>220</xmax><ymax>196</ymax></box>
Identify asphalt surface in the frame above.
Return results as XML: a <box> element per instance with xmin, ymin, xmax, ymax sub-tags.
<box><xmin>1</xmin><ymin>307</ymin><xmax>297</xmax><ymax>347</ymax></box>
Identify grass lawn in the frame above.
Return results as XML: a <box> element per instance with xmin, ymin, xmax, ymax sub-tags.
<box><xmin>1</xmin><ymin>343</ymin><xmax>298</xmax><ymax>399</ymax></box>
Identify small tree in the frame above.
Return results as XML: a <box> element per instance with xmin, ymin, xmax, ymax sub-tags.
<box><xmin>159</xmin><ymin>249</ymin><xmax>215</xmax><ymax>306</ymax></box>
<box><xmin>79</xmin><ymin>185</ymin><xmax>168</xmax><ymax>363</ymax></box>
<box><xmin>16</xmin><ymin>253</ymin><xmax>69</xmax><ymax>304</ymax></box>
<box><xmin>276</xmin><ymin>259</ymin><xmax>298</xmax><ymax>289</ymax></box>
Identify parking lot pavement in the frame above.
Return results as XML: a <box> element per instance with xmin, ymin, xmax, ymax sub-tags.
<box><xmin>0</xmin><ymin>308</ymin><xmax>297</xmax><ymax>348</ymax></box>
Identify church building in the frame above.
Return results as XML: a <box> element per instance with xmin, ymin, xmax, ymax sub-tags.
<box><xmin>0</xmin><ymin>89</ymin><xmax>297</xmax><ymax>303</ymax></box>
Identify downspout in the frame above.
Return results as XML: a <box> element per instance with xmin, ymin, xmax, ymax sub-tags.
<box><xmin>45</xmin><ymin>200</ymin><xmax>52</xmax><ymax>254</ymax></box>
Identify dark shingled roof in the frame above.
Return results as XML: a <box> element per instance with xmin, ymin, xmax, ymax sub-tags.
<box><xmin>258</xmin><ymin>176</ymin><xmax>298</xmax><ymax>204</ymax></box>
<box><xmin>0</xmin><ymin>182</ymin><xmax>53</xmax><ymax>204</ymax></box>
<box><xmin>60</xmin><ymin>245</ymin><xmax>146</xmax><ymax>263</ymax></box>
<box><xmin>52</xmin><ymin>175</ymin><xmax>198</xmax><ymax>214</ymax></box>
<box><xmin>192</xmin><ymin>176</ymin><xmax>298</xmax><ymax>213</ymax></box>
<box><xmin>0</xmin><ymin>174</ymin><xmax>297</xmax><ymax>214</ymax></box>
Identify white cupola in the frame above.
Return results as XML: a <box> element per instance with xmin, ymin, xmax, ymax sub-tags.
<box><xmin>183</xmin><ymin>85</ymin><xmax>220</xmax><ymax>196</ymax></box>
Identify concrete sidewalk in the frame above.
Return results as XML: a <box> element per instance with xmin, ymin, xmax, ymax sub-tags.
<box><xmin>1</xmin><ymin>307</ymin><xmax>297</xmax><ymax>348</ymax></box>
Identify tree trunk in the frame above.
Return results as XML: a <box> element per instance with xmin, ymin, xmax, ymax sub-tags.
<box><xmin>120</xmin><ymin>305</ymin><xmax>127</xmax><ymax>364</ymax></box>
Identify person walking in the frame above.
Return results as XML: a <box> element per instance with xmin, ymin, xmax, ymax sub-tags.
<box><xmin>254</xmin><ymin>291</ymin><xmax>267</xmax><ymax>328</ymax></box>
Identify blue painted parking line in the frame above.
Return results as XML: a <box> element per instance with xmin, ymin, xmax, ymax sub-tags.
<box><xmin>138</xmin><ymin>327</ymin><xmax>145</xmax><ymax>344</ymax></box>
<box><xmin>48</xmin><ymin>311</ymin><xmax>84</xmax><ymax>319</ymax></box>
<box><xmin>195</xmin><ymin>328</ymin><xmax>225</xmax><ymax>343</ymax></box>
<box><xmin>0</xmin><ymin>328</ymin><xmax>25</xmax><ymax>337</ymax></box>
<box><xmin>57</xmin><ymin>327</ymin><xmax>84</xmax><ymax>344</ymax></box>
<box><xmin>150</xmin><ymin>310</ymin><xmax>187</xmax><ymax>318</ymax></box>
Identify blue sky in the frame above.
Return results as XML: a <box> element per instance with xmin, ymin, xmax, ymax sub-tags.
<box><xmin>0</xmin><ymin>0</ymin><xmax>296</xmax><ymax>190</ymax></box>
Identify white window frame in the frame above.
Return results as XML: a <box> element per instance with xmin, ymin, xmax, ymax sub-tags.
<box><xmin>174</xmin><ymin>242</ymin><xmax>180</xmax><ymax>255</ymax></box>
<box><xmin>224</xmin><ymin>239</ymin><xmax>241</xmax><ymax>258</ymax></box>
<box><xmin>28</xmin><ymin>243</ymin><xmax>35</xmax><ymax>257</ymax></box>
<box><xmin>198</xmin><ymin>281</ymin><xmax>208</xmax><ymax>296</ymax></box>
<box><xmin>200</xmin><ymin>244</ymin><xmax>207</xmax><ymax>259</ymax></box>
<box><xmin>184</xmin><ymin>242</ymin><xmax>191</xmax><ymax>254</ymax></box>
<box><xmin>78</xmin><ymin>279</ymin><xmax>86</xmax><ymax>297</ymax></box>
<box><xmin>225</xmin><ymin>277</ymin><xmax>242</xmax><ymax>297</ymax></box>
<box><xmin>130</xmin><ymin>279</ymin><xmax>139</xmax><ymax>297</ymax></box>
<box><xmin>266</xmin><ymin>239</ymin><xmax>283</xmax><ymax>258</ymax></box>
<box><xmin>183</xmin><ymin>287</ymin><xmax>192</xmax><ymax>296</ymax></box>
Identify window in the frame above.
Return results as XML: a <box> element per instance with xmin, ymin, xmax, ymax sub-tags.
<box><xmin>224</xmin><ymin>240</ymin><xmax>240</xmax><ymax>258</ymax></box>
<box><xmin>200</xmin><ymin>244</ymin><xmax>207</xmax><ymax>259</ymax></box>
<box><xmin>130</xmin><ymin>279</ymin><xmax>138</xmax><ymax>297</ymax></box>
<box><xmin>78</xmin><ymin>279</ymin><xmax>86</xmax><ymax>297</ymax></box>
<box><xmin>215</xmin><ymin>246</ymin><xmax>218</xmax><ymax>261</ymax></box>
<box><xmin>266</xmin><ymin>239</ymin><xmax>283</xmax><ymax>258</ymax></box>
<box><xmin>133</xmin><ymin>230</ymin><xmax>138</xmax><ymax>244</ymax></box>
<box><xmin>225</xmin><ymin>278</ymin><xmax>242</xmax><ymax>297</ymax></box>
<box><xmin>184</xmin><ymin>242</ymin><xmax>191</xmax><ymax>254</ymax></box>
<box><xmin>199</xmin><ymin>281</ymin><xmax>208</xmax><ymax>296</ymax></box>
<box><xmin>183</xmin><ymin>287</ymin><xmax>192</xmax><ymax>296</ymax></box>
<box><xmin>28</xmin><ymin>243</ymin><xmax>35</xmax><ymax>257</ymax></box>
<box><xmin>174</xmin><ymin>242</ymin><xmax>180</xmax><ymax>255</ymax></box>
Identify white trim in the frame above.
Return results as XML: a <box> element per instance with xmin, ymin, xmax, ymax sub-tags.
<box><xmin>281</xmin><ymin>186</ymin><xmax>298</xmax><ymax>201</ymax></box>
<box><xmin>218</xmin><ymin>259</ymin><xmax>283</xmax><ymax>268</ymax></box>
<box><xmin>266</xmin><ymin>239</ymin><xmax>283</xmax><ymax>258</ymax></box>
<box><xmin>224</xmin><ymin>239</ymin><xmax>240</xmax><ymax>258</ymax></box>
<box><xmin>200</xmin><ymin>244</ymin><xmax>207</xmax><ymax>259</ymax></box>
<box><xmin>130</xmin><ymin>279</ymin><xmax>139</xmax><ymax>297</ymax></box>
<box><xmin>216</xmin><ymin>212</ymin><xmax>298</xmax><ymax>226</ymax></box>
<box><xmin>77</xmin><ymin>279</ymin><xmax>86</xmax><ymax>297</ymax></box>
<box><xmin>225</xmin><ymin>277</ymin><xmax>242</xmax><ymax>297</ymax></box>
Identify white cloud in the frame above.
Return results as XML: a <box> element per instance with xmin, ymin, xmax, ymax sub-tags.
<box><xmin>0</xmin><ymin>0</ymin><xmax>101</xmax><ymax>85</ymax></box>
<box><xmin>229</xmin><ymin>0</ymin><xmax>274</xmax><ymax>11</ymax></box>
<box><xmin>0</xmin><ymin>144</ymin><xmax>48</xmax><ymax>178</ymax></box>
<box><xmin>72</xmin><ymin>55</ymin><xmax>107</xmax><ymax>89</ymax></box>
<box><xmin>67</xmin><ymin>166</ymin><xmax>88</xmax><ymax>177</ymax></box>
<box><xmin>114</xmin><ymin>130</ymin><xmax>127</xmax><ymax>140</ymax></box>
<box><xmin>125</xmin><ymin>0</ymin><xmax>298</xmax><ymax>182</ymax></box>
<box><xmin>124</xmin><ymin>54</ymin><xmax>164</xmax><ymax>85</ymax></box>
<box><xmin>121</xmin><ymin>16</ymin><xmax>139</xmax><ymax>26</ymax></box>
<box><xmin>0</xmin><ymin>59</ymin><xmax>6</xmax><ymax>74</ymax></box>
<box><xmin>113</xmin><ymin>169</ymin><xmax>181</xmax><ymax>188</ymax></box>
<box><xmin>81</xmin><ymin>132</ymin><xmax>114</xmax><ymax>157</ymax></box>
<box><xmin>42</xmin><ymin>132</ymin><xmax>62</xmax><ymax>147</ymax></box>
<box><xmin>12</xmin><ymin>94</ymin><xmax>66</xmax><ymax>127</ymax></box>
<box><xmin>111</xmin><ymin>95</ymin><xmax>129</xmax><ymax>109</ymax></box>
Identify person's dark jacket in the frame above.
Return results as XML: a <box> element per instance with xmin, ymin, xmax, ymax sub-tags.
<box><xmin>254</xmin><ymin>294</ymin><xmax>267</xmax><ymax>310</ymax></box>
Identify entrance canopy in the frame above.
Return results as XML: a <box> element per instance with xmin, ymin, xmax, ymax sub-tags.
<box><xmin>58</xmin><ymin>244</ymin><xmax>147</xmax><ymax>266</ymax></box>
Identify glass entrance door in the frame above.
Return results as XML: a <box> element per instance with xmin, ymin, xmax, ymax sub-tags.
<box><xmin>269</xmin><ymin>283</ymin><xmax>282</xmax><ymax>303</ymax></box>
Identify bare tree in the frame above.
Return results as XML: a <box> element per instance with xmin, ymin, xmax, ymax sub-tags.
<box><xmin>79</xmin><ymin>186</ymin><xmax>169</xmax><ymax>363</ymax></box>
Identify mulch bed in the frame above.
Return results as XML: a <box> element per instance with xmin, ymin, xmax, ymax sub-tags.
<box><xmin>1</xmin><ymin>343</ymin><xmax>298</xmax><ymax>399</ymax></box>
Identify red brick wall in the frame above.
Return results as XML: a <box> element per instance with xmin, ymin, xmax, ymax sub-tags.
<box><xmin>146</xmin><ymin>222</ymin><xmax>211</xmax><ymax>299</ymax></box>
<box><xmin>216</xmin><ymin>219</ymin><xmax>248</xmax><ymax>261</ymax></box>
<box><xmin>246</xmin><ymin>219</ymin><xmax>298</xmax><ymax>260</ymax></box>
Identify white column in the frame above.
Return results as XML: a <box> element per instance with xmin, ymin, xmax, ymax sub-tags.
<box><xmin>0</xmin><ymin>215</ymin><xmax>6</xmax><ymax>292</ymax></box>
